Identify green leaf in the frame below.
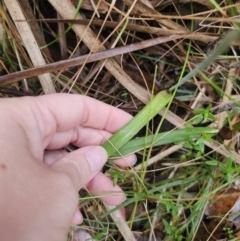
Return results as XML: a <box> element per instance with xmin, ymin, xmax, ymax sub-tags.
<box><xmin>205</xmin><ymin>160</ymin><xmax>219</xmax><ymax>166</ymax></box>
<box><xmin>110</xmin><ymin>127</ymin><xmax>217</xmax><ymax>158</ymax></box>
<box><xmin>102</xmin><ymin>90</ymin><xmax>172</xmax><ymax>157</ymax></box>
<box><xmin>170</xmin><ymin>30</ymin><xmax>240</xmax><ymax>91</ymax></box>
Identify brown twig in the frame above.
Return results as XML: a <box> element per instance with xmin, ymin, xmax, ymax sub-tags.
<box><xmin>0</xmin><ymin>34</ymin><xmax>184</xmax><ymax>85</ymax></box>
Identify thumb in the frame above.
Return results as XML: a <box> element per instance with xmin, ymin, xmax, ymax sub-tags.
<box><xmin>51</xmin><ymin>146</ymin><xmax>108</xmax><ymax>190</ymax></box>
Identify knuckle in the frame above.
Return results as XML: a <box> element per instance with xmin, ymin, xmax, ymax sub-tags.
<box><xmin>53</xmin><ymin>156</ymin><xmax>91</xmax><ymax>191</ymax></box>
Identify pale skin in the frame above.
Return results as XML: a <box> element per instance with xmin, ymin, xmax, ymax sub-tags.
<box><xmin>0</xmin><ymin>94</ymin><xmax>136</xmax><ymax>241</ymax></box>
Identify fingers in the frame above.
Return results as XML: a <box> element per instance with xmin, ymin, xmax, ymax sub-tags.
<box><xmin>71</xmin><ymin>210</ymin><xmax>83</xmax><ymax>224</ymax></box>
<box><xmin>112</xmin><ymin>155</ymin><xmax>137</xmax><ymax>168</ymax></box>
<box><xmin>45</xmin><ymin>148</ymin><xmax>132</xmax><ymax>206</ymax></box>
<box><xmin>46</xmin><ymin>126</ymin><xmax>112</xmax><ymax>150</ymax></box>
<box><xmin>44</xmin><ymin>149</ymin><xmax>137</xmax><ymax>168</ymax></box>
<box><xmin>87</xmin><ymin>172</ymin><xmax>126</xmax><ymax>205</ymax></box>
<box><xmin>45</xmin><ymin>126</ymin><xmax>137</xmax><ymax>167</ymax></box>
<box><xmin>51</xmin><ymin>146</ymin><xmax>108</xmax><ymax>191</ymax></box>
<box><xmin>44</xmin><ymin>149</ymin><xmax>66</xmax><ymax>166</ymax></box>
<box><xmin>44</xmin><ymin>146</ymin><xmax>128</xmax><ymax>225</ymax></box>
<box><xmin>32</xmin><ymin>94</ymin><xmax>132</xmax><ymax>142</ymax></box>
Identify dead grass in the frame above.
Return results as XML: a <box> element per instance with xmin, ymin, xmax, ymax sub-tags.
<box><xmin>1</xmin><ymin>0</ymin><xmax>240</xmax><ymax>240</ymax></box>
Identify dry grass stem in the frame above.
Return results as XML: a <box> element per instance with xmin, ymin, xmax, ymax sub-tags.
<box><xmin>104</xmin><ymin>204</ymin><xmax>137</xmax><ymax>241</ymax></box>
<box><xmin>4</xmin><ymin>0</ymin><xmax>55</xmax><ymax>93</ymax></box>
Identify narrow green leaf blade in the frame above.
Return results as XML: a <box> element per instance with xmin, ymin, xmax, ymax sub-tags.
<box><xmin>170</xmin><ymin>30</ymin><xmax>240</xmax><ymax>90</ymax></box>
<box><xmin>110</xmin><ymin>127</ymin><xmax>218</xmax><ymax>158</ymax></box>
<box><xmin>102</xmin><ymin>90</ymin><xmax>172</xmax><ymax>157</ymax></box>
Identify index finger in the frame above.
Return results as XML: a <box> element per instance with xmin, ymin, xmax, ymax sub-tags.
<box><xmin>33</xmin><ymin>93</ymin><xmax>132</xmax><ymax>135</ymax></box>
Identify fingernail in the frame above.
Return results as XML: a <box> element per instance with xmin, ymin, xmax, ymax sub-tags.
<box><xmin>85</xmin><ymin>146</ymin><xmax>108</xmax><ymax>173</ymax></box>
<box><xmin>131</xmin><ymin>156</ymin><xmax>138</xmax><ymax>166</ymax></box>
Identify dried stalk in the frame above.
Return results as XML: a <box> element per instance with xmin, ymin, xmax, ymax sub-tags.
<box><xmin>4</xmin><ymin>0</ymin><xmax>55</xmax><ymax>93</ymax></box>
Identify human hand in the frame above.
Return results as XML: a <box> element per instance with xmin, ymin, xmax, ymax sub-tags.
<box><xmin>0</xmin><ymin>94</ymin><xmax>136</xmax><ymax>241</ymax></box>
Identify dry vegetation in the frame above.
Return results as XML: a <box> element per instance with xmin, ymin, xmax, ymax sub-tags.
<box><xmin>1</xmin><ymin>0</ymin><xmax>240</xmax><ymax>240</ymax></box>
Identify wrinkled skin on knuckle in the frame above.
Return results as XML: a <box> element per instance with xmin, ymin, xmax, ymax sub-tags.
<box><xmin>53</xmin><ymin>157</ymin><xmax>92</xmax><ymax>192</ymax></box>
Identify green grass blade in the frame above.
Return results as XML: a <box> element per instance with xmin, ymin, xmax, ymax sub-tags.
<box><xmin>170</xmin><ymin>29</ymin><xmax>240</xmax><ymax>91</ymax></box>
<box><xmin>102</xmin><ymin>90</ymin><xmax>172</xmax><ymax>157</ymax></box>
<box><xmin>110</xmin><ymin>127</ymin><xmax>218</xmax><ymax>158</ymax></box>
